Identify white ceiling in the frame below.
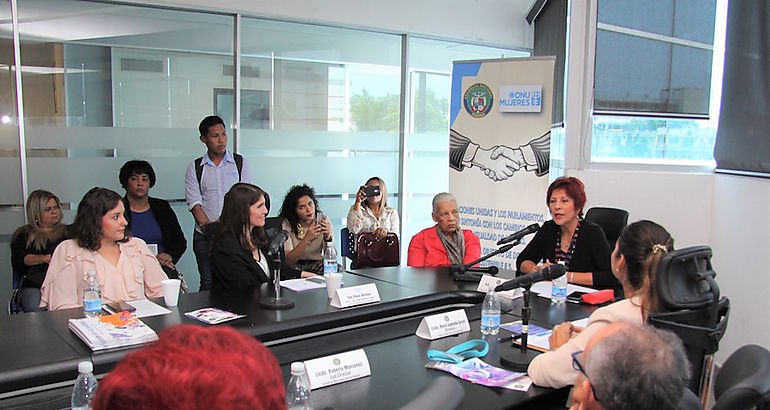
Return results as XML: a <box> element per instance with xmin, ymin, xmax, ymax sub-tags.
<box><xmin>0</xmin><ymin>0</ymin><xmax>535</xmax><ymax>51</ymax></box>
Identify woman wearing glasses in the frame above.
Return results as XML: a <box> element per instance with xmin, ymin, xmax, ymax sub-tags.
<box><xmin>527</xmin><ymin>220</ymin><xmax>674</xmax><ymax>388</ymax></box>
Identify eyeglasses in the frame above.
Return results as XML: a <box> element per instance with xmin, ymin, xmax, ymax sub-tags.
<box><xmin>571</xmin><ymin>350</ymin><xmax>601</xmax><ymax>403</ymax></box>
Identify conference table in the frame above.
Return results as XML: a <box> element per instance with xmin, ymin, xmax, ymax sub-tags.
<box><xmin>0</xmin><ymin>266</ymin><xmax>599</xmax><ymax>409</ymax></box>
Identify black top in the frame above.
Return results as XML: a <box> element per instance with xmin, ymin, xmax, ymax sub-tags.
<box><xmin>10</xmin><ymin>226</ymin><xmax>70</xmax><ymax>288</ymax></box>
<box><xmin>210</xmin><ymin>229</ymin><xmax>301</xmax><ymax>292</ymax></box>
<box><xmin>122</xmin><ymin>196</ymin><xmax>187</xmax><ymax>263</ymax></box>
<box><xmin>516</xmin><ymin>219</ymin><xmax>621</xmax><ymax>292</ymax></box>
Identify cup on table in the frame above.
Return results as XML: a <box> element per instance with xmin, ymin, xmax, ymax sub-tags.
<box><xmin>161</xmin><ymin>279</ymin><xmax>181</xmax><ymax>306</ymax></box>
<box><xmin>325</xmin><ymin>273</ymin><xmax>343</xmax><ymax>299</ymax></box>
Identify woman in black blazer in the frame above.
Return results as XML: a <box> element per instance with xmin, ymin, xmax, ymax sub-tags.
<box><xmin>210</xmin><ymin>183</ymin><xmax>303</xmax><ymax>292</ymax></box>
<box><xmin>120</xmin><ymin>160</ymin><xmax>187</xmax><ymax>278</ymax></box>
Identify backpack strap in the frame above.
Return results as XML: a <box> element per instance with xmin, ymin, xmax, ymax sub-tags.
<box><xmin>196</xmin><ymin>153</ymin><xmax>243</xmax><ymax>192</ymax></box>
<box><xmin>234</xmin><ymin>153</ymin><xmax>243</xmax><ymax>182</ymax></box>
<box><xmin>195</xmin><ymin>157</ymin><xmax>204</xmax><ymax>192</ymax></box>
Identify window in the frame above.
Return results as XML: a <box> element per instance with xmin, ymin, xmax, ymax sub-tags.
<box><xmin>590</xmin><ymin>0</ymin><xmax>726</xmax><ymax>164</ymax></box>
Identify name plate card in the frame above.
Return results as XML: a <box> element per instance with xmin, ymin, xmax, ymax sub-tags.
<box><xmin>415</xmin><ymin>309</ymin><xmax>471</xmax><ymax>340</ymax></box>
<box><xmin>477</xmin><ymin>275</ymin><xmax>522</xmax><ymax>300</ymax></box>
<box><xmin>304</xmin><ymin>348</ymin><xmax>371</xmax><ymax>389</ymax></box>
<box><xmin>330</xmin><ymin>283</ymin><xmax>381</xmax><ymax>308</ymax></box>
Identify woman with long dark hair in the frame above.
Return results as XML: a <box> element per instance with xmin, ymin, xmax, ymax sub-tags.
<box><xmin>210</xmin><ymin>183</ymin><xmax>281</xmax><ymax>291</ymax></box>
<box><xmin>527</xmin><ymin>220</ymin><xmax>675</xmax><ymax>388</ymax></box>
<box><xmin>40</xmin><ymin>188</ymin><xmax>166</xmax><ymax>310</ymax></box>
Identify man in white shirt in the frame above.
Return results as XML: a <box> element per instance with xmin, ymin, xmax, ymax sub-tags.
<box><xmin>185</xmin><ymin>115</ymin><xmax>252</xmax><ymax>291</ymax></box>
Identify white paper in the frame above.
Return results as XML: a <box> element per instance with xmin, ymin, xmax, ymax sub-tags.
<box><xmin>505</xmin><ymin>317</ymin><xmax>591</xmax><ymax>351</ymax></box>
<box><xmin>146</xmin><ymin>243</ymin><xmax>158</xmax><ymax>256</ymax></box>
<box><xmin>529</xmin><ymin>281</ymin><xmax>596</xmax><ymax>298</ymax></box>
<box><xmin>415</xmin><ymin>309</ymin><xmax>471</xmax><ymax>340</ymax></box>
<box><xmin>303</xmin><ymin>349</ymin><xmax>371</xmax><ymax>390</ymax></box>
<box><xmin>477</xmin><ymin>275</ymin><xmax>522</xmax><ymax>300</ymax></box>
<box><xmin>330</xmin><ymin>283</ymin><xmax>380</xmax><ymax>308</ymax></box>
<box><xmin>127</xmin><ymin>299</ymin><xmax>171</xmax><ymax>317</ymax></box>
<box><xmin>280</xmin><ymin>278</ymin><xmax>327</xmax><ymax>292</ymax></box>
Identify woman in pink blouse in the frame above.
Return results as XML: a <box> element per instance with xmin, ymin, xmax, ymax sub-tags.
<box><xmin>40</xmin><ymin>188</ymin><xmax>166</xmax><ymax>310</ymax></box>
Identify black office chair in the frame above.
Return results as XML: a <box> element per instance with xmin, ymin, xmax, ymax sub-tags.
<box><xmin>647</xmin><ymin>246</ymin><xmax>730</xmax><ymax>399</ymax></box>
<box><xmin>8</xmin><ymin>269</ymin><xmax>23</xmax><ymax>315</ymax></box>
<box><xmin>712</xmin><ymin>344</ymin><xmax>770</xmax><ymax>410</ymax></box>
<box><xmin>340</xmin><ymin>227</ymin><xmax>356</xmax><ymax>271</ymax></box>
<box><xmin>584</xmin><ymin>207</ymin><xmax>629</xmax><ymax>247</ymax></box>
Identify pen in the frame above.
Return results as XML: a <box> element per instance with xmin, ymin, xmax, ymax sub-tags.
<box><xmin>497</xmin><ymin>333</ymin><xmax>523</xmax><ymax>343</ymax></box>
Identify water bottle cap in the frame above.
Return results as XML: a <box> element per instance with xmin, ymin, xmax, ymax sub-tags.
<box><xmin>290</xmin><ymin>362</ymin><xmax>306</xmax><ymax>376</ymax></box>
<box><xmin>78</xmin><ymin>361</ymin><xmax>93</xmax><ymax>374</ymax></box>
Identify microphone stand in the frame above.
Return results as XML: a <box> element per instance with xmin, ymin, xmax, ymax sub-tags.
<box><xmin>260</xmin><ymin>245</ymin><xmax>295</xmax><ymax>310</ymax></box>
<box><xmin>499</xmin><ymin>283</ymin><xmax>541</xmax><ymax>371</ymax></box>
<box><xmin>451</xmin><ymin>243</ymin><xmax>515</xmax><ymax>282</ymax></box>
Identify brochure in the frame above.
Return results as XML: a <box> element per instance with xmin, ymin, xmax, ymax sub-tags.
<box><xmin>68</xmin><ymin>312</ymin><xmax>158</xmax><ymax>351</ymax></box>
<box><xmin>501</xmin><ymin>317</ymin><xmax>590</xmax><ymax>351</ymax></box>
<box><xmin>426</xmin><ymin>358</ymin><xmax>531</xmax><ymax>391</ymax></box>
<box><xmin>184</xmin><ymin>307</ymin><xmax>245</xmax><ymax>325</ymax></box>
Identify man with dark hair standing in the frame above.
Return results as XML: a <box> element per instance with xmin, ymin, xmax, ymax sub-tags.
<box><xmin>185</xmin><ymin>115</ymin><xmax>252</xmax><ymax>291</ymax></box>
<box><xmin>570</xmin><ymin>322</ymin><xmax>696</xmax><ymax>410</ymax></box>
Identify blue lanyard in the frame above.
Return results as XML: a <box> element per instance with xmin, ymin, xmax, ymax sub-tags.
<box><xmin>427</xmin><ymin>339</ymin><xmax>489</xmax><ymax>364</ymax></box>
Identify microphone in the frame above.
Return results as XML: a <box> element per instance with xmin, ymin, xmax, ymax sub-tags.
<box><xmin>465</xmin><ymin>266</ymin><xmax>499</xmax><ymax>275</ymax></box>
<box><xmin>267</xmin><ymin>229</ymin><xmax>289</xmax><ymax>254</ymax></box>
<box><xmin>497</xmin><ymin>223</ymin><xmax>540</xmax><ymax>246</ymax></box>
<box><xmin>494</xmin><ymin>264</ymin><xmax>566</xmax><ymax>291</ymax></box>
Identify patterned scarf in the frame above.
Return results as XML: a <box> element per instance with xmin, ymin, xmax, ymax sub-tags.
<box><xmin>436</xmin><ymin>225</ymin><xmax>465</xmax><ymax>265</ymax></box>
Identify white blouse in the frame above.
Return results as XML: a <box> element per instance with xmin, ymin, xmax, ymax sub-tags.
<box><xmin>346</xmin><ymin>204</ymin><xmax>399</xmax><ymax>237</ymax></box>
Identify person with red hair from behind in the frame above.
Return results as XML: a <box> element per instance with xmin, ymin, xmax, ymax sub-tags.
<box><xmin>93</xmin><ymin>324</ymin><xmax>286</xmax><ymax>410</ymax></box>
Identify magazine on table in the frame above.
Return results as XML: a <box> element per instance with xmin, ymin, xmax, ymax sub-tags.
<box><xmin>184</xmin><ymin>307</ymin><xmax>245</xmax><ymax>325</ymax></box>
<box><xmin>426</xmin><ymin>358</ymin><xmax>532</xmax><ymax>391</ymax></box>
<box><xmin>68</xmin><ymin>312</ymin><xmax>158</xmax><ymax>351</ymax></box>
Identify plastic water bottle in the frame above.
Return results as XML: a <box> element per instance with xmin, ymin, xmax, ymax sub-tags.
<box><xmin>323</xmin><ymin>242</ymin><xmax>338</xmax><ymax>277</ymax></box>
<box><xmin>480</xmin><ymin>290</ymin><xmax>501</xmax><ymax>335</ymax></box>
<box><xmin>83</xmin><ymin>271</ymin><xmax>102</xmax><ymax>317</ymax></box>
<box><xmin>551</xmin><ymin>261</ymin><xmax>568</xmax><ymax>304</ymax></box>
<box><xmin>286</xmin><ymin>362</ymin><xmax>312</xmax><ymax>410</ymax></box>
<box><xmin>71</xmin><ymin>361</ymin><xmax>98</xmax><ymax>410</ymax></box>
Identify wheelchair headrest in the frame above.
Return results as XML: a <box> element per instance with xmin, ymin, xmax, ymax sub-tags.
<box><xmin>655</xmin><ymin>245</ymin><xmax>719</xmax><ymax>311</ymax></box>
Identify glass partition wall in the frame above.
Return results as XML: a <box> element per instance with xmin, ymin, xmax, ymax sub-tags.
<box><xmin>0</xmin><ymin>0</ymin><xmax>527</xmax><ymax>300</ymax></box>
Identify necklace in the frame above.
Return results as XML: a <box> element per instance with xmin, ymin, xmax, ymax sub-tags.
<box><xmin>296</xmin><ymin>224</ymin><xmax>305</xmax><ymax>240</ymax></box>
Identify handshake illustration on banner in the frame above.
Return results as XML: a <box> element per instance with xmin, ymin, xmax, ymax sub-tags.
<box><xmin>449</xmin><ymin>129</ymin><xmax>551</xmax><ymax>182</ymax></box>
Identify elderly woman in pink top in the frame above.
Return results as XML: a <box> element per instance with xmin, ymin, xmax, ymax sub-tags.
<box><xmin>40</xmin><ymin>187</ymin><xmax>166</xmax><ymax>310</ymax></box>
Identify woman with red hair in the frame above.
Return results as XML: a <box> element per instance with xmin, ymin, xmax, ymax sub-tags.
<box><xmin>93</xmin><ymin>325</ymin><xmax>286</xmax><ymax>410</ymax></box>
<box><xmin>516</xmin><ymin>176</ymin><xmax>619</xmax><ymax>292</ymax></box>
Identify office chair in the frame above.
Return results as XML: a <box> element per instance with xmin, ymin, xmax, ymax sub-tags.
<box><xmin>712</xmin><ymin>344</ymin><xmax>770</xmax><ymax>410</ymax></box>
<box><xmin>584</xmin><ymin>207</ymin><xmax>629</xmax><ymax>247</ymax></box>
<box><xmin>647</xmin><ymin>246</ymin><xmax>730</xmax><ymax>400</ymax></box>
<box><xmin>340</xmin><ymin>227</ymin><xmax>356</xmax><ymax>271</ymax></box>
<box><xmin>8</xmin><ymin>269</ymin><xmax>23</xmax><ymax>315</ymax></box>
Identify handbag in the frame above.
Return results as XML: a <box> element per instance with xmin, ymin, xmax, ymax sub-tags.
<box><xmin>355</xmin><ymin>232</ymin><xmax>399</xmax><ymax>268</ymax></box>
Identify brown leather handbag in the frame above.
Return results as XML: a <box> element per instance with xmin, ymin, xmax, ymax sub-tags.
<box><xmin>355</xmin><ymin>232</ymin><xmax>400</xmax><ymax>268</ymax></box>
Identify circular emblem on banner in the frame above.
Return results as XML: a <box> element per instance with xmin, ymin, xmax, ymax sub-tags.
<box><xmin>333</xmin><ymin>358</ymin><xmax>341</xmax><ymax>366</ymax></box>
<box><xmin>463</xmin><ymin>83</ymin><xmax>494</xmax><ymax>118</ymax></box>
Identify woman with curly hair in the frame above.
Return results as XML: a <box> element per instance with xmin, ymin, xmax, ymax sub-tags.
<box><xmin>40</xmin><ymin>187</ymin><xmax>166</xmax><ymax>310</ymax></box>
<box><xmin>278</xmin><ymin>184</ymin><xmax>334</xmax><ymax>273</ymax></box>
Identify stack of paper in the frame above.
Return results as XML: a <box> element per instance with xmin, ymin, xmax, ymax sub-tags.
<box><xmin>68</xmin><ymin>313</ymin><xmax>158</xmax><ymax>351</ymax></box>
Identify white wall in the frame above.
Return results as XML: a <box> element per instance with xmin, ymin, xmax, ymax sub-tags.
<box><xmin>573</xmin><ymin>168</ymin><xmax>770</xmax><ymax>361</ymax></box>
<box><xmin>114</xmin><ymin>0</ymin><xmax>535</xmax><ymax>50</ymax></box>
<box><xmin>711</xmin><ymin>174</ymin><xmax>770</xmax><ymax>361</ymax></box>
